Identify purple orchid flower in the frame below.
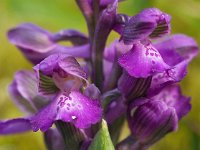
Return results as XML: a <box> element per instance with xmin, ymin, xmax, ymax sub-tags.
<box><xmin>8</xmin><ymin>23</ymin><xmax>90</xmax><ymax>64</ymax></box>
<box><xmin>120</xmin><ymin>8</ymin><xmax>171</xmax><ymax>44</ymax></box>
<box><xmin>127</xmin><ymin>84</ymin><xmax>191</xmax><ymax>147</ymax></box>
<box><xmin>117</xmin><ymin>35</ymin><xmax>197</xmax><ymax>100</ymax></box>
<box><xmin>30</xmin><ymin>54</ymin><xmax>102</xmax><ymax>131</ymax></box>
<box><xmin>0</xmin><ymin>70</ymin><xmax>65</xmax><ymax>149</ymax></box>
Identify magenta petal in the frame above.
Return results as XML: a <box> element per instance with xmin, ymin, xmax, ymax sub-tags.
<box><xmin>56</xmin><ymin>91</ymin><xmax>102</xmax><ymax>128</ymax></box>
<box><xmin>148</xmin><ymin>61</ymin><xmax>188</xmax><ymax>96</ymax></box>
<box><xmin>83</xmin><ymin>84</ymin><xmax>101</xmax><ymax>99</ymax></box>
<box><xmin>152</xmin><ymin>84</ymin><xmax>191</xmax><ymax>120</ymax></box>
<box><xmin>52</xmin><ymin>29</ymin><xmax>88</xmax><ymax>45</ymax></box>
<box><xmin>34</xmin><ymin>54</ymin><xmax>88</xmax><ymax>95</ymax></box>
<box><xmin>31</xmin><ymin>91</ymin><xmax>102</xmax><ymax>132</ymax></box>
<box><xmin>8</xmin><ymin>70</ymin><xmax>38</xmax><ymax>114</ymax></box>
<box><xmin>8</xmin><ymin>24</ymin><xmax>90</xmax><ymax>64</ymax></box>
<box><xmin>122</xmin><ymin>8</ymin><xmax>171</xmax><ymax>44</ymax></box>
<box><xmin>30</xmin><ymin>101</ymin><xmax>57</xmax><ymax>132</ymax></box>
<box><xmin>8</xmin><ymin>23</ymin><xmax>55</xmax><ymax>52</ymax></box>
<box><xmin>118</xmin><ymin>40</ymin><xmax>170</xmax><ymax>78</ymax></box>
<box><xmin>0</xmin><ymin>118</ymin><xmax>31</xmax><ymax>135</ymax></box>
<box><xmin>58</xmin><ymin>56</ymin><xmax>88</xmax><ymax>83</ymax></box>
<box><xmin>44</xmin><ymin>129</ymin><xmax>65</xmax><ymax>150</ymax></box>
<box><xmin>128</xmin><ymin>100</ymin><xmax>178</xmax><ymax>144</ymax></box>
<box><xmin>155</xmin><ymin>34</ymin><xmax>199</xmax><ymax>64</ymax></box>
<box><xmin>105</xmin><ymin>96</ymin><xmax>127</xmax><ymax>124</ymax></box>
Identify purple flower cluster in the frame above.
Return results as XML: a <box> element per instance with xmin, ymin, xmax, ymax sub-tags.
<box><xmin>1</xmin><ymin>0</ymin><xmax>198</xmax><ymax>149</ymax></box>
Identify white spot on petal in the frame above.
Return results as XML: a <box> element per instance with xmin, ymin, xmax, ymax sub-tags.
<box><xmin>72</xmin><ymin>116</ymin><xmax>77</xmax><ymax>120</ymax></box>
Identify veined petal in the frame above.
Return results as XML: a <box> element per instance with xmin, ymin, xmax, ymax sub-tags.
<box><xmin>118</xmin><ymin>71</ymin><xmax>152</xmax><ymax>101</ymax></box>
<box><xmin>152</xmin><ymin>84</ymin><xmax>191</xmax><ymax>120</ymax></box>
<box><xmin>83</xmin><ymin>84</ymin><xmax>101</xmax><ymax>99</ymax></box>
<box><xmin>155</xmin><ymin>34</ymin><xmax>199</xmax><ymax>64</ymax></box>
<box><xmin>148</xmin><ymin>61</ymin><xmax>188</xmax><ymax>96</ymax></box>
<box><xmin>104</xmin><ymin>40</ymin><xmax>132</xmax><ymax>62</ymax></box>
<box><xmin>105</xmin><ymin>96</ymin><xmax>127</xmax><ymax>124</ymax></box>
<box><xmin>34</xmin><ymin>54</ymin><xmax>88</xmax><ymax>95</ymax></box>
<box><xmin>52</xmin><ymin>29</ymin><xmax>88</xmax><ymax>45</ymax></box>
<box><xmin>8</xmin><ymin>24</ymin><xmax>90</xmax><ymax>64</ymax></box>
<box><xmin>122</xmin><ymin>8</ymin><xmax>171</xmax><ymax>44</ymax></box>
<box><xmin>118</xmin><ymin>40</ymin><xmax>170</xmax><ymax>78</ymax></box>
<box><xmin>8</xmin><ymin>23</ymin><xmax>55</xmax><ymax>53</ymax></box>
<box><xmin>31</xmin><ymin>91</ymin><xmax>102</xmax><ymax>132</ymax></box>
<box><xmin>44</xmin><ymin>129</ymin><xmax>65</xmax><ymax>150</ymax></box>
<box><xmin>56</xmin><ymin>91</ymin><xmax>102</xmax><ymax>128</ymax></box>
<box><xmin>9</xmin><ymin>71</ymin><xmax>38</xmax><ymax>114</ymax></box>
<box><xmin>128</xmin><ymin>100</ymin><xmax>178</xmax><ymax>145</ymax></box>
<box><xmin>0</xmin><ymin>118</ymin><xmax>31</xmax><ymax>135</ymax></box>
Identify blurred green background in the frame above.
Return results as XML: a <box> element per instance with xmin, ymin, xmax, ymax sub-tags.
<box><xmin>0</xmin><ymin>0</ymin><xmax>200</xmax><ymax>149</ymax></box>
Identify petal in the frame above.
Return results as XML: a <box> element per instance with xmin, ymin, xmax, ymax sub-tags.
<box><xmin>56</xmin><ymin>91</ymin><xmax>102</xmax><ymax>128</ymax></box>
<box><xmin>113</xmin><ymin>14</ymin><xmax>130</xmax><ymax>34</ymax></box>
<box><xmin>122</xmin><ymin>8</ymin><xmax>171</xmax><ymax>44</ymax></box>
<box><xmin>128</xmin><ymin>100</ymin><xmax>178</xmax><ymax>144</ymax></box>
<box><xmin>105</xmin><ymin>96</ymin><xmax>127</xmax><ymax>124</ymax></box>
<box><xmin>152</xmin><ymin>84</ymin><xmax>191</xmax><ymax>120</ymax></box>
<box><xmin>118</xmin><ymin>71</ymin><xmax>152</xmax><ymax>101</ymax></box>
<box><xmin>148</xmin><ymin>61</ymin><xmax>188</xmax><ymax>96</ymax></box>
<box><xmin>8</xmin><ymin>71</ymin><xmax>38</xmax><ymax>114</ymax></box>
<box><xmin>52</xmin><ymin>29</ymin><xmax>88</xmax><ymax>45</ymax></box>
<box><xmin>44</xmin><ymin>129</ymin><xmax>65</xmax><ymax>150</ymax></box>
<box><xmin>83</xmin><ymin>84</ymin><xmax>101</xmax><ymax>99</ymax></box>
<box><xmin>58</xmin><ymin>56</ymin><xmax>88</xmax><ymax>83</ymax></box>
<box><xmin>34</xmin><ymin>54</ymin><xmax>88</xmax><ymax>95</ymax></box>
<box><xmin>104</xmin><ymin>40</ymin><xmax>132</xmax><ymax>62</ymax></box>
<box><xmin>8</xmin><ymin>24</ymin><xmax>90</xmax><ymax>64</ymax></box>
<box><xmin>31</xmin><ymin>91</ymin><xmax>102</xmax><ymax>132</ymax></box>
<box><xmin>0</xmin><ymin>118</ymin><xmax>31</xmax><ymax>135</ymax></box>
<box><xmin>30</xmin><ymin>100</ymin><xmax>57</xmax><ymax>132</ymax></box>
<box><xmin>8</xmin><ymin>23</ymin><xmax>55</xmax><ymax>52</ymax></box>
<box><xmin>155</xmin><ymin>34</ymin><xmax>199</xmax><ymax>65</ymax></box>
<box><xmin>118</xmin><ymin>40</ymin><xmax>170</xmax><ymax>78</ymax></box>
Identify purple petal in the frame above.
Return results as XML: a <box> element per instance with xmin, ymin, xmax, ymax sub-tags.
<box><xmin>104</xmin><ymin>40</ymin><xmax>132</xmax><ymax>62</ymax></box>
<box><xmin>122</xmin><ymin>8</ymin><xmax>171</xmax><ymax>44</ymax></box>
<box><xmin>8</xmin><ymin>24</ymin><xmax>90</xmax><ymax>64</ymax></box>
<box><xmin>44</xmin><ymin>129</ymin><xmax>65</xmax><ymax>150</ymax></box>
<box><xmin>152</xmin><ymin>84</ymin><xmax>191</xmax><ymax>120</ymax></box>
<box><xmin>105</xmin><ymin>96</ymin><xmax>127</xmax><ymax>124</ymax></box>
<box><xmin>148</xmin><ymin>61</ymin><xmax>188</xmax><ymax>96</ymax></box>
<box><xmin>128</xmin><ymin>100</ymin><xmax>178</xmax><ymax>144</ymax></box>
<box><xmin>31</xmin><ymin>91</ymin><xmax>102</xmax><ymax>132</ymax></box>
<box><xmin>113</xmin><ymin>14</ymin><xmax>130</xmax><ymax>34</ymax></box>
<box><xmin>8</xmin><ymin>71</ymin><xmax>38</xmax><ymax>114</ymax></box>
<box><xmin>52</xmin><ymin>29</ymin><xmax>88</xmax><ymax>45</ymax></box>
<box><xmin>118</xmin><ymin>71</ymin><xmax>152</xmax><ymax>101</ymax></box>
<box><xmin>118</xmin><ymin>40</ymin><xmax>170</xmax><ymax>78</ymax></box>
<box><xmin>8</xmin><ymin>23</ymin><xmax>55</xmax><ymax>52</ymax></box>
<box><xmin>155</xmin><ymin>34</ymin><xmax>199</xmax><ymax>65</ymax></box>
<box><xmin>34</xmin><ymin>54</ymin><xmax>88</xmax><ymax>95</ymax></box>
<box><xmin>83</xmin><ymin>84</ymin><xmax>101</xmax><ymax>99</ymax></box>
<box><xmin>0</xmin><ymin>118</ymin><xmax>31</xmax><ymax>135</ymax></box>
<box><xmin>56</xmin><ymin>91</ymin><xmax>102</xmax><ymax>128</ymax></box>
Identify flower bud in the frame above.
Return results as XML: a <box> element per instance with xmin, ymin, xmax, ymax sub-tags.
<box><xmin>128</xmin><ymin>99</ymin><xmax>178</xmax><ymax>145</ymax></box>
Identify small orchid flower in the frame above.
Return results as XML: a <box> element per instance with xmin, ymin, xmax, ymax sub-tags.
<box><xmin>126</xmin><ymin>84</ymin><xmax>191</xmax><ymax>147</ymax></box>
<box><xmin>8</xmin><ymin>23</ymin><xmax>90</xmax><ymax>64</ymax></box>
<box><xmin>30</xmin><ymin>54</ymin><xmax>102</xmax><ymax>131</ymax></box>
